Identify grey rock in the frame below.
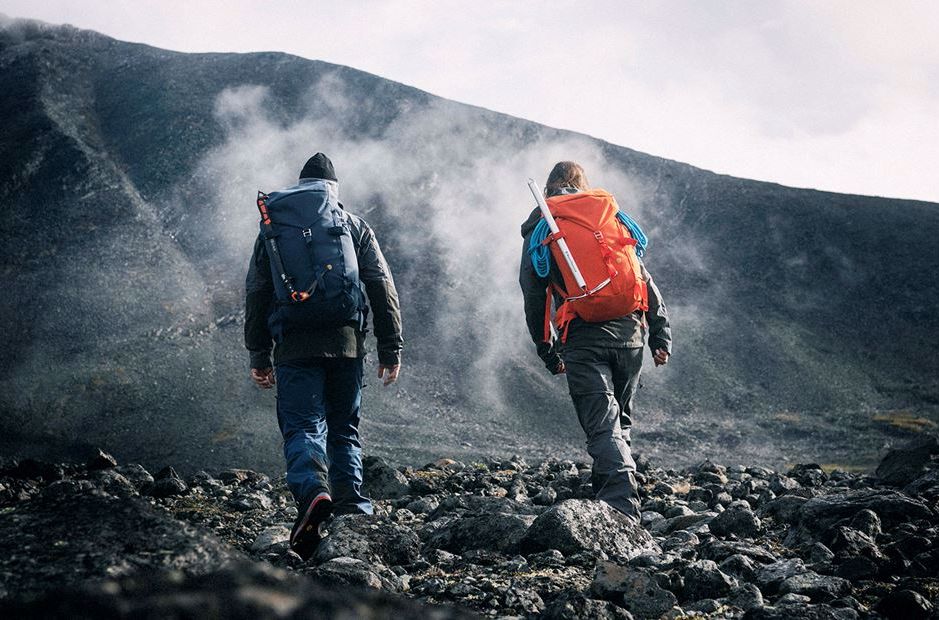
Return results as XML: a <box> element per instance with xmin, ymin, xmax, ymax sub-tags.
<box><xmin>769</xmin><ymin>474</ymin><xmax>800</xmax><ymax>495</ymax></box>
<box><xmin>786</xmin><ymin>489</ymin><xmax>933</xmax><ymax>546</ymax></box>
<box><xmin>1</xmin><ymin>560</ymin><xmax>477</xmax><ymax>619</ymax></box>
<box><xmin>113</xmin><ymin>464</ymin><xmax>154</xmax><ymax>490</ymax></box>
<box><xmin>216</xmin><ymin>469</ymin><xmax>267</xmax><ymax>486</ymax></box>
<box><xmin>903</xmin><ymin>469</ymin><xmax>939</xmax><ymax>499</ymax></box>
<box><xmin>0</xmin><ymin>492</ymin><xmax>240</xmax><ymax>597</ymax></box>
<box><xmin>699</xmin><ymin>540</ymin><xmax>778</xmax><ymax>564</ymax></box>
<box><xmin>90</xmin><ymin>469</ymin><xmax>137</xmax><ymax>498</ymax></box>
<box><xmin>682</xmin><ymin>559</ymin><xmax>737</xmax><ymax>601</ymax></box>
<box><xmin>761</xmin><ymin>495</ymin><xmax>809</xmax><ymax>525</ymax></box>
<box><xmin>504</xmin><ymin>583</ymin><xmax>545</xmax><ymax>614</ymax></box>
<box><xmin>755</xmin><ymin>558</ymin><xmax>808</xmax><ymax>593</ymax></box>
<box><xmin>873</xmin><ymin>589</ymin><xmax>934</xmax><ymax>620</ymax></box>
<box><xmin>423</xmin><ymin>512</ymin><xmax>535</xmax><ymax>554</ymax></box>
<box><xmin>720</xmin><ymin>554</ymin><xmax>758</xmax><ymax>581</ymax></box>
<box><xmin>314</xmin><ymin>514</ymin><xmax>420</xmax><ymax>567</ymax></box>
<box><xmin>250</xmin><ymin>526</ymin><xmax>290</xmax><ymax>552</ymax></box>
<box><xmin>86</xmin><ymin>449</ymin><xmax>118</xmax><ymax>471</ymax></box>
<box><xmin>146</xmin><ymin>466</ymin><xmax>188</xmax><ymax>498</ymax></box>
<box><xmin>803</xmin><ymin>542</ymin><xmax>835</xmax><ymax>565</ymax></box>
<box><xmin>745</xmin><ymin>601</ymin><xmax>858</xmax><ymax>620</ymax></box>
<box><xmin>875</xmin><ymin>436</ymin><xmax>939</xmax><ymax>486</ymax></box>
<box><xmin>848</xmin><ymin>509</ymin><xmax>881</xmax><ymax>538</ymax></box>
<box><xmin>777</xmin><ymin>593</ymin><xmax>812</xmax><ymax>605</ymax></box>
<box><xmin>405</xmin><ymin>496</ymin><xmax>439</xmax><ymax>514</ymax></box>
<box><xmin>788</xmin><ymin>464</ymin><xmax>829</xmax><ymax>488</ymax></box>
<box><xmin>729</xmin><ymin>583</ymin><xmax>765</xmax><ymax>611</ymax></box>
<box><xmin>662</xmin><ymin>530</ymin><xmax>698</xmax><ymax>553</ymax></box>
<box><xmin>40</xmin><ymin>479</ymin><xmax>95</xmax><ymax>500</ymax></box>
<box><xmin>533</xmin><ymin>485</ymin><xmax>558</xmax><ymax>505</ymax></box>
<box><xmin>527</xmin><ymin>549</ymin><xmax>566</xmax><ymax>569</ymax></box>
<box><xmin>709</xmin><ymin>500</ymin><xmax>763</xmax><ymax>538</ymax></box>
<box><xmin>520</xmin><ymin>499</ymin><xmax>659</xmax><ymax>560</ymax></box>
<box><xmin>594</xmin><ymin>564</ymin><xmax>677</xmax><ymax>619</ymax></box>
<box><xmin>652</xmin><ymin>512</ymin><xmax>714</xmax><ymax>535</ymax></box>
<box><xmin>362</xmin><ymin>456</ymin><xmax>410</xmax><ymax>500</ymax></box>
<box><xmin>309</xmin><ymin>556</ymin><xmax>385</xmax><ymax>590</ymax></box>
<box><xmin>228</xmin><ymin>491</ymin><xmax>272</xmax><ymax>512</ymax></box>
<box><xmin>686</xmin><ymin>598</ymin><xmax>721</xmax><ymax>613</ymax></box>
<box><xmin>779</xmin><ymin>571</ymin><xmax>851</xmax><ymax>602</ymax></box>
<box><xmin>542</xmin><ymin>594</ymin><xmax>635</xmax><ymax>620</ymax></box>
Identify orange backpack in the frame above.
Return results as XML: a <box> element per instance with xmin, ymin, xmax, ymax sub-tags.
<box><xmin>542</xmin><ymin>189</ymin><xmax>648</xmax><ymax>342</ymax></box>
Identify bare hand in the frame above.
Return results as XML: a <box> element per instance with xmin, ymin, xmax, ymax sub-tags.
<box><xmin>653</xmin><ymin>349</ymin><xmax>669</xmax><ymax>367</ymax></box>
<box><xmin>250</xmin><ymin>367</ymin><xmax>276</xmax><ymax>389</ymax></box>
<box><xmin>552</xmin><ymin>361</ymin><xmax>566</xmax><ymax>375</ymax></box>
<box><xmin>378</xmin><ymin>364</ymin><xmax>401</xmax><ymax>386</ymax></box>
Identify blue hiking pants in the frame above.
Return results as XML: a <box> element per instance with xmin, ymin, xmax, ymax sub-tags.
<box><xmin>274</xmin><ymin>357</ymin><xmax>372</xmax><ymax>515</ymax></box>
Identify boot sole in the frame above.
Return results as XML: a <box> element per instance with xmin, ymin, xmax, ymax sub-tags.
<box><xmin>290</xmin><ymin>494</ymin><xmax>333</xmax><ymax>560</ymax></box>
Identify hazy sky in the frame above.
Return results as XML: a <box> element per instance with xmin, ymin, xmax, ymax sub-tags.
<box><xmin>3</xmin><ymin>0</ymin><xmax>937</xmax><ymax>202</ymax></box>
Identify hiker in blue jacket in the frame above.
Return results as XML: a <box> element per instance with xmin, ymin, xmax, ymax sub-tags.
<box><xmin>245</xmin><ymin>153</ymin><xmax>403</xmax><ymax>559</ymax></box>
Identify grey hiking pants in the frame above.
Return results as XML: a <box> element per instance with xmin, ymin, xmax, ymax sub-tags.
<box><xmin>561</xmin><ymin>346</ymin><xmax>642</xmax><ymax>519</ymax></box>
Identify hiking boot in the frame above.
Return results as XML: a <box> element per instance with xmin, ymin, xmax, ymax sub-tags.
<box><xmin>290</xmin><ymin>491</ymin><xmax>332</xmax><ymax>560</ymax></box>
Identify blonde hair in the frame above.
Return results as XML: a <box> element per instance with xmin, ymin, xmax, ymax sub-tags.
<box><xmin>545</xmin><ymin>161</ymin><xmax>589</xmax><ymax>195</ymax></box>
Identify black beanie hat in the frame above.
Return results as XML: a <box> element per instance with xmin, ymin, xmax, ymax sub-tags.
<box><xmin>299</xmin><ymin>152</ymin><xmax>337</xmax><ymax>181</ymax></box>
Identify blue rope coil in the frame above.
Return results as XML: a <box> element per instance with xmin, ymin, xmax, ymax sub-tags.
<box><xmin>529</xmin><ymin>212</ymin><xmax>648</xmax><ymax>278</ymax></box>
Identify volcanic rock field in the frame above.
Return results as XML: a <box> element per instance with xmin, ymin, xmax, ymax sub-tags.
<box><xmin>2</xmin><ymin>437</ymin><xmax>937</xmax><ymax>619</ymax></box>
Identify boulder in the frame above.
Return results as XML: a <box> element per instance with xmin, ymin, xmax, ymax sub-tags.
<box><xmin>875</xmin><ymin>436</ymin><xmax>939</xmax><ymax>487</ymax></box>
<box><xmin>362</xmin><ymin>456</ymin><xmax>410</xmax><ymax>500</ymax></box>
<box><xmin>145</xmin><ymin>466</ymin><xmax>188</xmax><ymax>498</ymax></box>
<box><xmin>423</xmin><ymin>512</ymin><xmax>535</xmax><ymax>554</ymax></box>
<box><xmin>113</xmin><ymin>464</ymin><xmax>154</xmax><ymax>490</ymax></box>
<box><xmin>89</xmin><ymin>469</ymin><xmax>137</xmax><ymax>498</ymax></box>
<box><xmin>0</xmin><ymin>560</ymin><xmax>476</xmax><ymax>619</ymax></box>
<box><xmin>786</xmin><ymin>489</ymin><xmax>933</xmax><ymax>546</ymax></box>
<box><xmin>314</xmin><ymin>514</ymin><xmax>420</xmax><ymax>567</ymax></box>
<box><xmin>590</xmin><ymin>561</ymin><xmax>677</xmax><ymax>619</ymax></box>
<box><xmin>86</xmin><ymin>449</ymin><xmax>118</xmax><ymax>471</ymax></box>
<box><xmin>681</xmin><ymin>559</ymin><xmax>736</xmax><ymax>601</ymax></box>
<box><xmin>0</xmin><ymin>491</ymin><xmax>240</xmax><ymax>597</ymax></box>
<box><xmin>520</xmin><ymin>500</ymin><xmax>659</xmax><ymax>560</ymax></box>
<box><xmin>308</xmin><ymin>556</ymin><xmax>386</xmax><ymax>590</ymax></box>
<box><xmin>754</xmin><ymin>558</ymin><xmax>808</xmax><ymax>594</ymax></box>
<box><xmin>787</xmin><ymin>464</ymin><xmax>828</xmax><ymax>488</ymax></box>
<box><xmin>873</xmin><ymin>589</ymin><xmax>934</xmax><ymax>620</ymax></box>
<box><xmin>251</xmin><ymin>526</ymin><xmax>290</xmax><ymax>553</ymax></box>
<box><xmin>709</xmin><ymin>500</ymin><xmax>763</xmax><ymax>538</ymax></box>
<box><xmin>903</xmin><ymin>469</ymin><xmax>939</xmax><ymax>499</ymax></box>
<box><xmin>729</xmin><ymin>583</ymin><xmax>764</xmax><ymax>611</ymax></box>
<box><xmin>698</xmin><ymin>540</ymin><xmax>778</xmax><ymax>565</ymax></box>
<box><xmin>542</xmin><ymin>594</ymin><xmax>635</xmax><ymax>620</ymax></box>
<box><xmin>778</xmin><ymin>572</ymin><xmax>851</xmax><ymax>603</ymax></box>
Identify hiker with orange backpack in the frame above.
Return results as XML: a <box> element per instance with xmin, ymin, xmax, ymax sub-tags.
<box><xmin>519</xmin><ymin>161</ymin><xmax>671</xmax><ymax>521</ymax></box>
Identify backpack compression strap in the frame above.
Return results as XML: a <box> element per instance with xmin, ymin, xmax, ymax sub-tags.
<box><xmin>256</xmin><ymin>191</ymin><xmax>311</xmax><ymax>303</ymax></box>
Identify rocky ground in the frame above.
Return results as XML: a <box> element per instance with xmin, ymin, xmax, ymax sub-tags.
<box><xmin>1</xmin><ymin>437</ymin><xmax>938</xmax><ymax>619</ymax></box>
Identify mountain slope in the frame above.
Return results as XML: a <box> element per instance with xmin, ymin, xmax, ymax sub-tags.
<box><xmin>1</xmin><ymin>17</ymin><xmax>937</xmax><ymax>472</ymax></box>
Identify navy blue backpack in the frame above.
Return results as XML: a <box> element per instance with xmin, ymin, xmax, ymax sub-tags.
<box><xmin>256</xmin><ymin>180</ymin><xmax>365</xmax><ymax>341</ymax></box>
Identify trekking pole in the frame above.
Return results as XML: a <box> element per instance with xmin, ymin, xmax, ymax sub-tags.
<box><xmin>527</xmin><ymin>179</ymin><xmax>588</xmax><ymax>292</ymax></box>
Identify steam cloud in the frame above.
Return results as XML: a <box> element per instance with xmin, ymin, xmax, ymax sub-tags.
<box><xmin>192</xmin><ymin>77</ymin><xmax>657</xmax><ymax>412</ymax></box>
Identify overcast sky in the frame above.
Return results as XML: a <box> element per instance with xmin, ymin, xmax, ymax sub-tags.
<box><xmin>2</xmin><ymin>0</ymin><xmax>937</xmax><ymax>202</ymax></box>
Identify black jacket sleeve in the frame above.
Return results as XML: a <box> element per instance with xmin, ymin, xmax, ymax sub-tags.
<box><xmin>519</xmin><ymin>233</ymin><xmax>563</xmax><ymax>373</ymax></box>
<box><xmin>641</xmin><ymin>260</ymin><xmax>672</xmax><ymax>355</ymax></box>
<box><xmin>354</xmin><ymin>220</ymin><xmax>403</xmax><ymax>366</ymax></box>
<box><xmin>244</xmin><ymin>235</ymin><xmax>275</xmax><ymax>369</ymax></box>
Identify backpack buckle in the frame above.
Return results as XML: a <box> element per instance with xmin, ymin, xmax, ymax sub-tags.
<box><xmin>302</xmin><ymin>228</ymin><xmax>312</xmax><ymax>238</ymax></box>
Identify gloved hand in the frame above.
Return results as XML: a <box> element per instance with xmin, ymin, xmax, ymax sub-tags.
<box><xmin>543</xmin><ymin>352</ymin><xmax>566</xmax><ymax>375</ymax></box>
